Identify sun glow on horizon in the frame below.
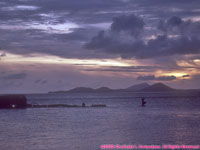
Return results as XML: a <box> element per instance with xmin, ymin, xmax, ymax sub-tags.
<box><xmin>1</xmin><ymin>51</ymin><xmax>199</xmax><ymax>81</ymax></box>
<box><xmin>164</xmin><ymin>72</ymin><xmax>189</xmax><ymax>78</ymax></box>
<box><xmin>0</xmin><ymin>52</ymin><xmax>132</xmax><ymax>67</ymax></box>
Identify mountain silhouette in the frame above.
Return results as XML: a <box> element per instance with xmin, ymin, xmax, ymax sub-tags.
<box><xmin>95</xmin><ymin>87</ymin><xmax>113</xmax><ymax>92</ymax></box>
<box><xmin>68</xmin><ymin>87</ymin><xmax>94</xmax><ymax>93</ymax></box>
<box><xmin>140</xmin><ymin>83</ymin><xmax>175</xmax><ymax>92</ymax></box>
<box><xmin>49</xmin><ymin>82</ymin><xmax>199</xmax><ymax>93</ymax></box>
<box><xmin>126</xmin><ymin>83</ymin><xmax>150</xmax><ymax>91</ymax></box>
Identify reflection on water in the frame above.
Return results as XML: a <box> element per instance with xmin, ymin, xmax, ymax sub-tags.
<box><xmin>0</xmin><ymin>92</ymin><xmax>200</xmax><ymax>150</ymax></box>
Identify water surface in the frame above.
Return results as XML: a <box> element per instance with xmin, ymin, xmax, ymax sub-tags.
<box><xmin>0</xmin><ymin>92</ymin><xmax>199</xmax><ymax>150</ymax></box>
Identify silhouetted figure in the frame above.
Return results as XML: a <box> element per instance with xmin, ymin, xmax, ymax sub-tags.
<box><xmin>82</xmin><ymin>102</ymin><xmax>86</xmax><ymax>107</ymax></box>
<box><xmin>141</xmin><ymin>97</ymin><xmax>146</xmax><ymax>107</ymax></box>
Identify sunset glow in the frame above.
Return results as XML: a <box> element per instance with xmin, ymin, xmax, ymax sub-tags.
<box><xmin>0</xmin><ymin>52</ymin><xmax>132</xmax><ymax>67</ymax></box>
<box><xmin>0</xmin><ymin>0</ymin><xmax>200</xmax><ymax>93</ymax></box>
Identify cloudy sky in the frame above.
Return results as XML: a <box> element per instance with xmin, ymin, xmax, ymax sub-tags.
<box><xmin>0</xmin><ymin>0</ymin><xmax>200</xmax><ymax>93</ymax></box>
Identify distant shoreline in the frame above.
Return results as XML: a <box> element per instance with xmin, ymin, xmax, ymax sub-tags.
<box><xmin>48</xmin><ymin>83</ymin><xmax>200</xmax><ymax>94</ymax></box>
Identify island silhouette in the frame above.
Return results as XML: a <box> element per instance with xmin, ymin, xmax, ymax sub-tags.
<box><xmin>49</xmin><ymin>82</ymin><xmax>200</xmax><ymax>93</ymax></box>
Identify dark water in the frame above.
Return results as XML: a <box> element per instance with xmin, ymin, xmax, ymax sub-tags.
<box><xmin>0</xmin><ymin>92</ymin><xmax>200</xmax><ymax>150</ymax></box>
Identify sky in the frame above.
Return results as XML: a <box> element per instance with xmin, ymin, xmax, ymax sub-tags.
<box><xmin>0</xmin><ymin>0</ymin><xmax>200</xmax><ymax>93</ymax></box>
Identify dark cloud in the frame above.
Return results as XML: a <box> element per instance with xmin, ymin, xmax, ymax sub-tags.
<box><xmin>156</xmin><ymin>75</ymin><xmax>176</xmax><ymax>81</ymax></box>
<box><xmin>0</xmin><ymin>53</ymin><xmax>6</xmax><ymax>57</ymax></box>
<box><xmin>34</xmin><ymin>79</ymin><xmax>48</xmax><ymax>84</ymax></box>
<box><xmin>86</xmin><ymin>15</ymin><xmax>200</xmax><ymax>59</ymax></box>
<box><xmin>127</xmin><ymin>0</ymin><xmax>200</xmax><ymax>16</ymax></box>
<box><xmin>0</xmin><ymin>52</ymin><xmax>6</xmax><ymax>59</ymax></box>
<box><xmin>81</xmin><ymin>65</ymin><xmax>162</xmax><ymax>73</ymax></box>
<box><xmin>1</xmin><ymin>0</ymin><xmax>200</xmax><ymax>60</ymax></box>
<box><xmin>0</xmin><ymin>0</ymin><xmax>125</xmax><ymax>24</ymax></box>
<box><xmin>0</xmin><ymin>28</ymin><xmax>87</xmax><ymax>58</ymax></box>
<box><xmin>0</xmin><ymin>0</ymin><xmax>200</xmax><ymax>93</ymax></box>
<box><xmin>137</xmin><ymin>75</ymin><xmax>176</xmax><ymax>81</ymax></box>
<box><xmin>0</xmin><ymin>73</ymin><xmax>27</xmax><ymax>80</ymax></box>
<box><xmin>111</xmin><ymin>14</ymin><xmax>144</xmax><ymax>37</ymax></box>
<box><xmin>182</xmin><ymin>75</ymin><xmax>190</xmax><ymax>78</ymax></box>
<box><xmin>158</xmin><ymin>16</ymin><xmax>200</xmax><ymax>36</ymax></box>
<box><xmin>82</xmin><ymin>68</ymin><xmax>149</xmax><ymax>73</ymax></box>
<box><xmin>158</xmin><ymin>16</ymin><xmax>183</xmax><ymax>32</ymax></box>
<box><xmin>1</xmin><ymin>0</ymin><xmax>200</xmax><ymax>25</ymax></box>
<box><xmin>41</xmin><ymin>80</ymin><xmax>48</xmax><ymax>84</ymax></box>
<box><xmin>137</xmin><ymin>75</ymin><xmax>155</xmax><ymax>81</ymax></box>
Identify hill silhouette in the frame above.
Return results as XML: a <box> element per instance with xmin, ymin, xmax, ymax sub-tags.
<box><xmin>68</xmin><ymin>87</ymin><xmax>94</xmax><ymax>93</ymax></box>
<box><xmin>140</xmin><ymin>83</ymin><xmax>175</xmax><ymax>92</ymax></box>
<box><xmin>49</xmin><ymin>82</ymin><xmax>199</xmax><ymax>93</ymax></box>
<box><xmin>126</xmin><ymin>83</ymin><xmax>150</xmax><ymax>91</ymax></box>
<box><xmin>95</xmin><ymin>87</ymin><xmax>113</xmax><ymax>92</ymax></box>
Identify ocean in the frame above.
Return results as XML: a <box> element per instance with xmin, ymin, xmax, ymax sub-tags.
<box><xmin>0</xmin><ymin>92</ymin><xmax>200</xmax><ymax>150</ymax></box>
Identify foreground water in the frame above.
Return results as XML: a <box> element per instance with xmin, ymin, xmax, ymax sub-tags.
<box><xmin>0</xmin><ymin>92</ymin><xmax>200</xmax><ymax>150</ymax></box>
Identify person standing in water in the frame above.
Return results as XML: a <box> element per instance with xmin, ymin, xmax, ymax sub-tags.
<box><xmin>141</xmin><ymin>97</ymin><xmax>146</xmax><ymax>107</ymax></box>
<box><xmin>82</xmin><ymin>102</ymin><xmax>86</xmax><ymax>107</ymax></box>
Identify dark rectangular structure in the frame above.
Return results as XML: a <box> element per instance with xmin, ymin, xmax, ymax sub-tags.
<box><xmin>0</xmin><ymin>95</ymin><xmax>27</xmax><ymax>109</ymax></box>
